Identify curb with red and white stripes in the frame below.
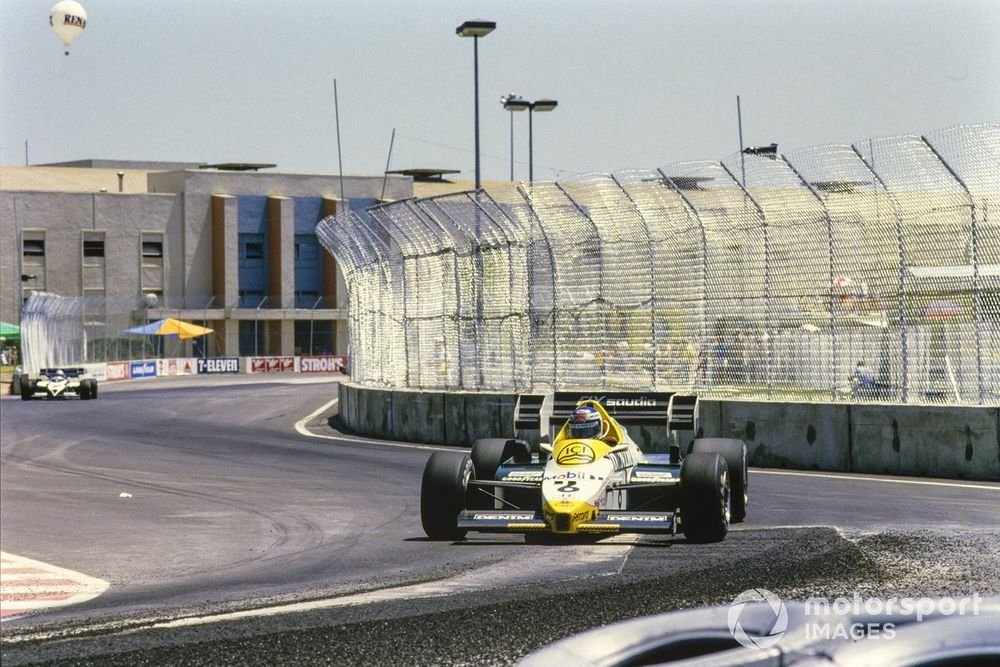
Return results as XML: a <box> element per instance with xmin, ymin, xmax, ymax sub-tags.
<box><xmin>1</xmin><ymin>552</ymin><xmax>108</xmax><ymax>621</ymax></box>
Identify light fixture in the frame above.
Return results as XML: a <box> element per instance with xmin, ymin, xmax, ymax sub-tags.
<box><xmin>455</xmin><ymin>20</ymin><xmax>496</xmax><ymax>38</ymax></box>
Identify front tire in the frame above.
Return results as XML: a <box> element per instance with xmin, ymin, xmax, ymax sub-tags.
<box><xmin>20</xmin><ymin>380</ymin><xmax>34</xmax><ymax>401</ymax></box>
<box><xmin>470</xmin><ymin>439</ymin><xmax>510</xmax><ymax>482</ymax></box>
<box><xmin>470</xmin><ymin>438</ymin><xmax>531</xmax><ymax>482</ymax></box>
<box><xmin>680</xmin><ymin>452</ymin><xmax>729</xmax><ymax>543</ymax></box>
<box><xmin>691</xmin><ymin>438</ymin><xmax>748</xmax><ymax>522</ymax></box>
<box><xmin>420</xmin><ymin>452</ymin><xmax>473</xmax><ymax>540</ymax></box>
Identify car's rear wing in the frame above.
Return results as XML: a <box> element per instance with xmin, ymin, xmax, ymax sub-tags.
<box><xmin>39</xmin><ymin>367</ymin><xmax>87</xmax><ymax>377</ymax></box>
<box><xmin>514</xmin><ymin>391</ymin><xmax>700</xmax><ymax>445</ymax></box>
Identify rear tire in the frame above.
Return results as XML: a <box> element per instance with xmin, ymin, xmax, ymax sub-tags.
<box><xmin>680</xmin><ymin>452</ymin><xmax>729</xmax><ymax>543</ymax></box>
<box><xmin>420</xmin><ymin>452</ymin><xmax>472</xmax><ymax>540</ymax></box>
<box><xmin>691</xmin><ymin>438</ymin><xmax>747</xmax><ymax>522</ymax></box>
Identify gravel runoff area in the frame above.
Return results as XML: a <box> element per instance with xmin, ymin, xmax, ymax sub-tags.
<box><xmin>4</xmin><ymin>526</ymin><xmax>999</xmax><ymax>666</ymax></box>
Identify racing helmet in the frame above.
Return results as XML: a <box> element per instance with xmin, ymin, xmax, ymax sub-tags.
<box><xmin>569</xmin><ymin>405</ymin><xmax>603</xmax><ymax>439</ymax></box>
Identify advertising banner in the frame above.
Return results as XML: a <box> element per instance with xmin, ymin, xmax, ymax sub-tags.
<box><xmin>157</xmin><ymin>358</ymin><xmax>197</xmax><ymax>377</ymax></box>
<box><xmin>130</xmin><ymin>360</ymin><xmax>157</xmax><ymax>379</ymax></box>
<box><xmin>249</xmin><ymin>356</ymin><xmax>296</xmax><ymax>373</ymax></box>
<box><xmin>299</xmin><ymin>355</ymin><xmax>347</xmax><ymax>373</ymax></box>
<box><xmin>80</xmin><ymin>363</ymin><xmax>108</xmax><ymax>381</ymax></box>
<box><xmin>198</xmin><ymin>357</ymin><xmax>240</xmax><ymax>374</ymax></box>
<box><xmin>105</xmin><ymin>361</ymin><xmax>130</xmax><ymax>381</ymax></box>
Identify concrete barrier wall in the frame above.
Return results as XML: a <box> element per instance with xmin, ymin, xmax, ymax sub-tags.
<box><xmin>337</xmin><ymin>384</ymin><xmax>1000</xmax><ymax>481</ymax></box>
<box><xmin>849</xmin><ymin>404</ymin><xmax>998</xmax><ymax>479</ymax></box>
<box><xmin>699</xmin><ymin>401</ymin><xmax>852</xmax><ymax>472</ymax></box>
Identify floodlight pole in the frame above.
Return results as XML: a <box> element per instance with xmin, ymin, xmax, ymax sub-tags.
<box><xmin>503</xmin><ymin>97</ymin><xmax>557</xmax><ymax>183</ymax></box>
<box><xmin>456</xmin><ymin>20</ymin><xmax>496</xmax><ymax>190</ymax></box>
<box><xmin>737</xmin><ymin>95</ymin><xmax>746</xmax><ymax>187</ymax></box>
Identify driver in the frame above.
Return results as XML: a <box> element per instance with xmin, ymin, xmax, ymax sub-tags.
<box><xmin>568</xmin><ymin>405</ymin><xmax>605</xmax><ymax>440</ymax></box>
<box><xmin>52</xmin><ymin>369</ymin><xmax>66</xmax><ymax>381</ymax></box>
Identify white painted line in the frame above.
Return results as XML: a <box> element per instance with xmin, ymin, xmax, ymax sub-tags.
<box><xmin>293</xmin><ymin>398</ymin><xmax>459</xmax><ymax>452</ymax></box>
<box><xmin>751</xmin><ymin>468</ymin><xmax>999</xmax><ymax>491</ymax></box>
<box><xmin>150</xmin><ymin>539</ymin><xmax>635</xmax><ymax>630</ymax></box>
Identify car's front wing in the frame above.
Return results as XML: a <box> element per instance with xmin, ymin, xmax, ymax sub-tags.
<box><xmin>457</xmin><ymin>510</ymin><xmax>676</xmax><ymax>535</ymax></box>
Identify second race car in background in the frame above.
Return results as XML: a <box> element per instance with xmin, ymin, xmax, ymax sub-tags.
<box><xmin>20</xmin><ymin>368</ymin><xmax>99</xmax><ymax>401</ymax></box>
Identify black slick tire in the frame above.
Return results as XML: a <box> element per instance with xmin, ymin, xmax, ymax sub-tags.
<box><xmin>691</xmin><ymin>438</ymin><xmax>748</xmax><ymax>522</ymax></box>
<box><xmin>680</xmin><ymin>451</ymin><xmax>729</xmax><ymax>543</ymax></box>
<box><xmin>470</xmin><ymin>439</ymin><xmax>511</xmax><ymax>482</ymax></box>
<box><xmin>420</xmin><ymin>452</ymin><xmax>472</xmax><ymax>541</ymax></box>
<box><xmin>470</xmin><ymin>438</ymin><xmax>531</xmax><ymax>482</ymax></box>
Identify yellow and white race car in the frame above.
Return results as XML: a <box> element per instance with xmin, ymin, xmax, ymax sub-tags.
<box><xmin>420</xmin><ymin>392</ymin><xmax>748</xmax><ymax>543</ymax></box>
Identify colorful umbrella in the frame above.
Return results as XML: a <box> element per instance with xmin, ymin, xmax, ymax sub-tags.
<box><xmin>123</xmin><ymin>317</ymin><xmax>214</xmax><ymax>340</ymax></box>
<box><xmin>0</xmin><ymin>321</ymin><xmax>19</xmax><ymax>339</ymax></box>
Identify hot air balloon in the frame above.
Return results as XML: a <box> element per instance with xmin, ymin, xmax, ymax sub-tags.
<box><xmin>50</xmin><ymin>1</ymin><xmax>87</xmax><ymax>56</ymax></box>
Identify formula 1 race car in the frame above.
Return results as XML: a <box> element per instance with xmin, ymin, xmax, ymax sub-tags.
<box><xmin>20</xmin><ymin>368</ymin><xmax>99</xmax><ymax>401</ymax></box>
<box><xmin>420</xmin><ymin>392</ymin><xmax>748</xmax><ymax>543</ymax></box>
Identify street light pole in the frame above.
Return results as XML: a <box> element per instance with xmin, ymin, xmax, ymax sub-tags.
<box><xmin>528</xmin><ymin>106</ymin><xmax>535</xmax><ymax>183</ymax></box>
<box><xmin>503</xmin><ymin>97</ymin><xmax>557</xmax><ymax>183</ymax></box>
<box><xmin>456</xmin><ymin>20</ymin><xmax>495</xmax><ymax>190</ymax></box>
<box><xmin>500</xmin><ymin>94</ymin><xmax>521</xmax><ymax>180</ymax></box>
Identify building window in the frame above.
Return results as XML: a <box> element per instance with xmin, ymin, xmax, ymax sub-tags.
<box><xmin>23</xmin><ymin>239</ymin><xmax>45</xmax><ymax>256</ymax></box>
<box><xmin>141</xmin><ymin>233</ymin><xmax>165</xmax><ymax>294</ymax></box>
<box><xmin>239</xmin><ymin>290</ymin><xmax>264</xmax><ymax>308</ymax></box>
<box><xmin>22</xmin><ymin>233</ymin><xmax>46</xmax><ymax>295</ymax></box>
<box><xmin>295</xmin><ymin>290</ymin><xmax>320</xmax><ymax>308</ymax></box>
<box><xmin>238</xmin><ymin>233</ymin><xmax>267</xmax><ymax>306</ymax></box>
<box><xmin>142</xmin><ymin>240</ymin><xmax>163</xmax><ymax>257</ymax></box>
<box><xmin>243</xmin><ymin>242</ymin><xmax>264</xmax><ymax>261</ymax></box>
<box><xmin>82</xmin><ymin>234</ymin><xmax>106</xmax><ymax>289</ymax></box>
<box><xmin>83</xmin><ymin>239</ymin><xmax>105</xmax><ymax>258</ymax></box>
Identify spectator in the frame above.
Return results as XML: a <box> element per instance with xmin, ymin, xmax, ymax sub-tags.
<box><xmin>852</xmin><ymin>360</ymin><xmax>875</xmax><ymax>398</ymax></box>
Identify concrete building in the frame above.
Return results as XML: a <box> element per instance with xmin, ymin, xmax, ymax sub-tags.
<box><xmin>0</xmin><ymin>161</ymin><xmax>416</xmax><ymax>358</ymax></box>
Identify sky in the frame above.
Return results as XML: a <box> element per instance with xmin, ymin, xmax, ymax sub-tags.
<box><xmin>2</xmin><ymin>0</ymin><xmax>998</xmax><ymax>182</ymax></box>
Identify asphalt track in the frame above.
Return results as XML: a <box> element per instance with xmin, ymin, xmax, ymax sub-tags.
<box><xmin>1</xmin><ymin>375</ymin><xmax>998</xmax><ymax>665</ymax></box>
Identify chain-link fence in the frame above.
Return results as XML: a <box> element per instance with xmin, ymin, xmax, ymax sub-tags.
<box><xmin>316</xmin><ymin>123</ymin><xmax>1000</xmax><ymax>405</ymax></box>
